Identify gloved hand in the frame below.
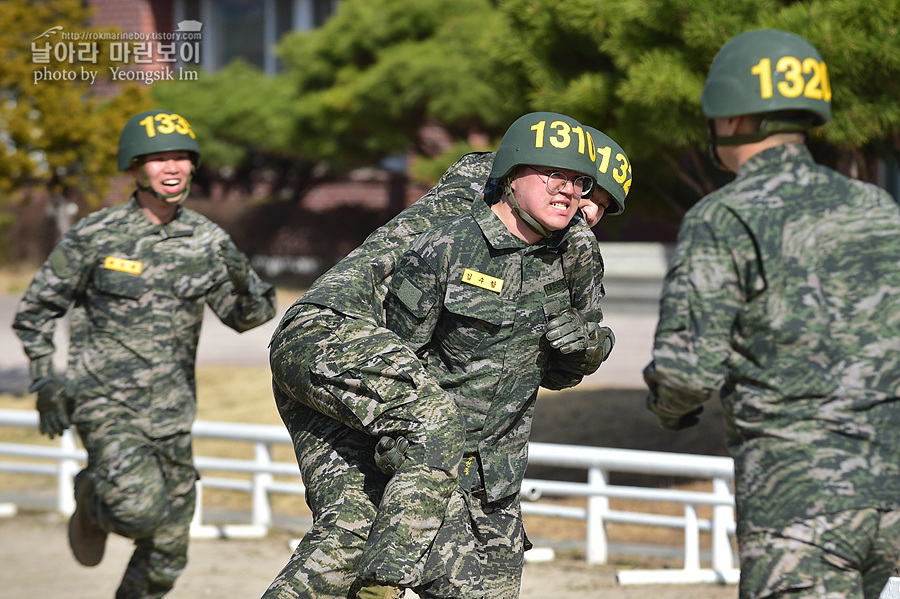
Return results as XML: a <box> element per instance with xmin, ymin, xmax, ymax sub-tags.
<box><xmin>218</xmin><ymin>241</ymin><xmax>251</xmax><ymax>295</ymax></box>
<box><xmin>647</xmin><ymin>396</ymin><xmax>703</xmax><ymax>431</ymax></box>
<box><xmin>541</xmin><ymin>366</ymin><xmax>583</xmax><ymax>391</ymax></box>
<box><xmin>546</xmin><ymin>308</ymin><xmax>615</xmax><ymax>373</ymax></box>
<box><xmin>583</xmin><ymin>322</ymin><xmax>615</xmax><ymax>372</ymax></box>
<box><xmin>374</xmin><ymin>435</ymin><xmax>409</xmax><ymax>476</ymax></box>
<box><xmin>28</xmin><ymin>360</ymin><xmax>69</xmax><ymax>440</ymax></box>
<box><xmin>546</xmin><ymin>308</ymin><xmax>591</xmax><ymax>354</ymax></box>
<box><xmin>643</xmin><ymin>362</ymin><xmax>703</xmax><ymax>431</ymax></box>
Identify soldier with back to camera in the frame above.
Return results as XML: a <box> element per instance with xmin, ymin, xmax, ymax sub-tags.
<box><xmin>644</xmin><ymin>29</ymin><xmax>900</xmax><ymax>599</ymax></box>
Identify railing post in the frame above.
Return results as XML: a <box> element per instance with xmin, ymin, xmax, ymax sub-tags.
<box><xmin>190</xmin><ymin>479</ymin><xmax>205</xmax><ymax>534</ymax></box>
<box><xmin>711</xmin><ymin>477</ymin><xmax>736</xmax><ymax>573</ymax></box>
<box><xmin>58</xmin><ymin>429</ymin><xmax>79</xmax><ymax>516</ymax></box>
<box><xmin>683</xmin><ymin>504</ymin><xmax>700</xmax><ymax>571</ymax></box>
<box><xmin>586</xmin><ymin>467</ymin><xmax>609</xmax><ymax>564</ymax></box>
<box><xmin>252</xmin><ymin>442</ymin><xmax>273</xmax><ymax>529</ymax></box>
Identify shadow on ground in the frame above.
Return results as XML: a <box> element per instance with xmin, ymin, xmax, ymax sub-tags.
<box><xmin>527</xmin><ymin>387</ymin><xmax>729</xmax><ymax>487</ymax></box>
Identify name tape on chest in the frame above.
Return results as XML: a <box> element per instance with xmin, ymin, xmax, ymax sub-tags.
<box><xmin>543</xmin><ymin>279</ymin><xmax>568</xmax><ymax>297</ymax></box>
<box><xmin>104</xmin><ymin>256</ymin><xmax>143</xmax><ymax>275</ymax></box>
<box><xmin>462</xmin><ymin>268</ymin><xmax>503</xmax><ymax>294</ymax></box>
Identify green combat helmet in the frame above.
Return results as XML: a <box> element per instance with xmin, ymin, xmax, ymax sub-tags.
<box><xmin>583</xmin><ymin>126</ymin><xmax>631</xmax><ymax>216</ymax></box>
<box><xmin>701</xmin><ymin>28</ymin><xmax>831</xmax><ymax>151</ymax></box>
<box><xmin>117</xmin><ymin>109</ymin><xmax>200</xmax><ymax>204</ymax></box>
<box><xmin>489</xmin><ymin>111</ymin><xmax>599</xmax><ymax>237</ymax></box>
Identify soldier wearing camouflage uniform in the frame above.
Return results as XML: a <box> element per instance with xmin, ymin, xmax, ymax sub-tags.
<box><xmin>13</xmin><ymin>110</ymin><xmax>277</xmax><ymax>599</ymax></box>
<box><xmin>643</xmin><ymin>29</ymin><xmax>900</xmax><ymax>599</ymax></box>
<box><xmin>264</xmin><ymin>112</ymin><xmax>631</xmax><ymax>599</ymax></box>
<box><xmin>379</xmin><ymin>112</ymin><xmax>627</xmax><ymax>599</ymax></box>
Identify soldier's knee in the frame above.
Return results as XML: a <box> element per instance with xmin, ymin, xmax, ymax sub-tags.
<box><xmin>110</xmin><ymin>488</ymin><xmax>168</xmax><ymax>538</ymax></box>
<box><xmin>95</xmin><ymin>469</ymin><xmax>169</xmax><ymax>537</ymax></box>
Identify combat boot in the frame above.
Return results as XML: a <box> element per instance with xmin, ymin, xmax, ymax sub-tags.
<box><xmin>356</xmin><ymin>581</ymin><xmax>404</xmax><ymax>599</ymax></box>
<box><xmin>68</xmin><ymin>471</ymin><xmax>108</xmax><ymax>567</ymax></box>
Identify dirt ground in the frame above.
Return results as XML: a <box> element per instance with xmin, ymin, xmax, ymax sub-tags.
<box><xmin>0</xmin><ymin>509</ymin><xmax>738</xmax><ymax>599</ymax></box>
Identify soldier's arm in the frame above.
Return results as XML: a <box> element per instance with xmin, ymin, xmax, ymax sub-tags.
<box><xmin>383</xmin><ymin>247</ymin><xmax>443</xmax><ymax>353</ymax></box>
<box><xmin>645</xmin><ymin>204</ymin><xmax>748</xmax><ymax>428</ymax></box>
<box><xmin>541</xmin><ymin>218</ymin><xmax>609</xmax><ymax>389</ymax></box>
<box><xmin>13</xmin><ymin>231</ymin><xmax>92</xmax><ymax>364</ymax></box>
<box><xmin>204</xmin><ymin>233</ymin><xmax>277</xmax><ymax>333</ymax></box>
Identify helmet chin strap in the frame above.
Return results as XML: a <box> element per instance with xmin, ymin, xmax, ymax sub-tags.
<box><xmin>708</xmin><ymin>116</ymin><xmax>814</xmax><ymax>169</ymax></box>
<box><xmin>135</xmin><ymin>163</ymin><xmax>194</xmax><ymax>205</ymax></box>
<box><xmin>504</xmin><ymin>179</ymin><xmax>555</xmax><ymax>239</ymax></box>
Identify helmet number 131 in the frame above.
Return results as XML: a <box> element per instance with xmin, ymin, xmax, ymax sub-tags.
<box><xmin>530</xmin><ymin>120</ymin><xmax>597</xmax><ymax>162</ymax></box>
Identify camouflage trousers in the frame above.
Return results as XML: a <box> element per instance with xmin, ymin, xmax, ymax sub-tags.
<box><xmin>261</xmin><ymin>403</ymin><xmax>525</xmax><ymax>599</ymax></box>
<box><xmin>414</xmin><ymin>489</ymin><xmax>528</xmax><ymax>599</ymax></box>
<box><xmin>77</xmin><ymin>419</ymin><xmax>197</xmax><ymax>599</ymax></box>
<box><xmin>266</xmin><ymin>304</ymin><xmax>465</xmax><ymax>592</ymax></box>
<box><xmin>738</xmin><ymin>507</ymin><xmax>900</xmax><ymax>599</ymax></box>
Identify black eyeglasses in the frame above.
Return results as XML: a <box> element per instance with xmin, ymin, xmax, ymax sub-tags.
<box><xmin>525</xmin><ymin>165</ymin><xmax>594</xmax><ymax>198</ymax></box>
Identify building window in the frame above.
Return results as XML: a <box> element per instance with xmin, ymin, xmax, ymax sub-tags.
<box><xmin>174</xmin><ymin>0</ymin><xmax>339</xmax><ymax>74</ymax></box>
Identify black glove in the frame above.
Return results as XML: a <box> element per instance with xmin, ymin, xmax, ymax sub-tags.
<box><xmin>30</xmin><ymin>375</ymin><xmax>69</xmax><ymax>439</ymax></box>
<box><xmin>374</xmin><ymin>436</ymin><xmax>409</xmax><ymax>476</ymax></box>
<box><xmin>218</xmin><ymin>241</ymin><xmax>251</xmax><ymax>295</ymax></box>
<box><xmin>541</xmin><ymin>366</ymin><xmax>583</xmax><ymax>391</ymax></box>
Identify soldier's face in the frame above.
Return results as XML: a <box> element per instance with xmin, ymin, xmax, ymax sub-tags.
<box><xmin>511</xmin><ymin>165</ymin><xmax>580</xmax><ymax>232</ymax></box>
<box><xmin>130</xmin><ymin>151</ymin><xmax>193</xmax><ymax>203</ymax></box>
<box><xmin>579</xmin><ymin>190</ymin><xmax>612</xmax><ymax>227</ymax></box>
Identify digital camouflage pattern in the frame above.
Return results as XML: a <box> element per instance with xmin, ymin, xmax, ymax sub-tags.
<box><xmin>739</xmin><ymin>508</ymin><xmax>900</xmax><ymax>599</ymax></box>
<box><xmin>265</xmin><ymin>152</ymin><xmax>491</xmax><ymax>597</ymax></box>
<box><xmin>299</xmin><ymin>151</ymin><xmax>604</xmax><ymax>327</ymax></box>
<box><xmin>644</xmin><ymin>143</ymin><xmax>900</xmax><ymax>594</ymax></box>
<box><xmin>386</xmin><ymin>196</ymin><xmax>603</xmax><ymax>503</ymax></box>
<box><xmin>13</xmin><ymin>195</ymin><xmax>276</xmax><ymax>598</ymax></box>
<box><xmin>78</xmin><ymin>423</ymin><xmax>196</xmax><ymax>599</ymax></box>
<box><xmin>299</xmin><ymin>152</ymin><xmax>497</xmax><ymax>324</ymax></box>
<box><xmin>415</xmin><ymin>489</ymin><xmax>525</xmax><ymax>599</ymax></box>
<box><xmin>382</xmin><ymin>194</ymin><xmax>604</xmax><ymax>596</ymax></box>
<box><xmin>13</xmin><ymin>196</ymin><xmax>276</xmax><ymax>437</ymax></box>
<box><xmin>269</xmin><ymin>305</ymin><xmax>464</xmax><ymax>590</ymax></box>
<box><xmin>265</xmin><ymin>151</ymin><xmax>607</xmax><ymax>597</ymax></box>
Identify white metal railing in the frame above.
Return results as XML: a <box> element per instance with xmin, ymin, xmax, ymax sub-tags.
<box><xmin>0</xmin><ymin>408</ymin><xmax>738</xmax><ymax>585</ymax></box>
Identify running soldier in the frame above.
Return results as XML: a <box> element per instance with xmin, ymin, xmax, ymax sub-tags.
<box><xmin>265</xmin><ymin>112</ymin><xmax>631</xmax><ymax>599</ymax></box>
<box><xmin>13</xmin><ymin>110</ymin><xmax>277</xmax><ymax>599</ymax></box>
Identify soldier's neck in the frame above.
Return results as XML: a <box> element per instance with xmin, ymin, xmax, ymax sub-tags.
<box><xmin>134</xmin><ymin>189</ymin><xmax>177</xmax><ymax>225</ymax></box>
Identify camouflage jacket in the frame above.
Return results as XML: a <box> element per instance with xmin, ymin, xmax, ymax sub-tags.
<box><xmin>294</xmin><ymin>151</ymin><xmax>606</xmax><ymax>388</ymax></box>
<box><xmin>385</xmin><ymin>197</ymin><xmax>604</xmax><ymax>502</ymax></box>
<box><xmin>645</xmin><ymin>143</ymin><xmax>900</xmax><ymax>528</ymax></box>
<box><xmin>297</xmin><ymin>152</ymin><xmax>496</xmax><ymax>324</ymax></box>
<box><xmin>13</xmin><ymin>196</ymin><xmax>277</xmax><ymax>438</ymax></box>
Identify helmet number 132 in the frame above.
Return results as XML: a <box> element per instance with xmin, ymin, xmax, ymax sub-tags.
<box><xmin>750</xmin><ymin>56</ymin><xmax>832</xmax><ymax>102</ymax></box>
